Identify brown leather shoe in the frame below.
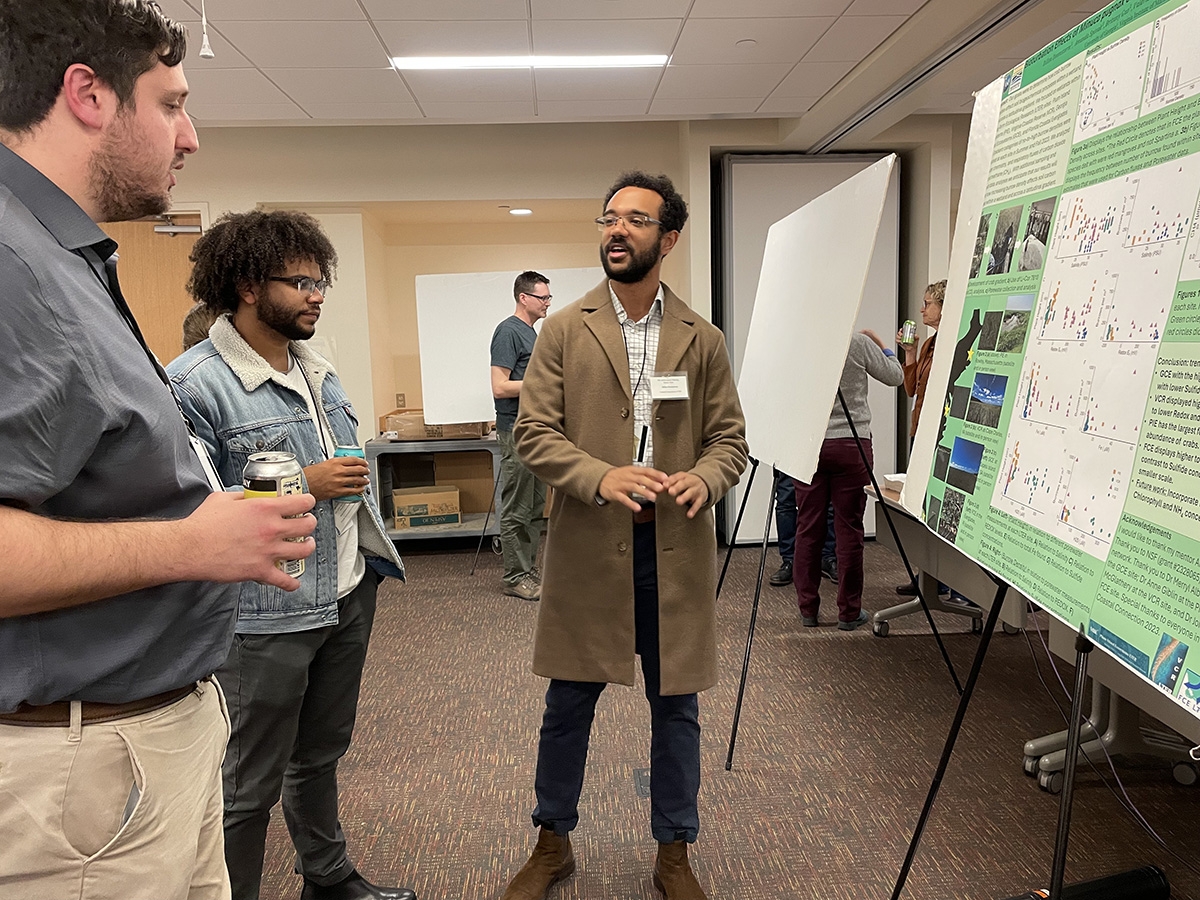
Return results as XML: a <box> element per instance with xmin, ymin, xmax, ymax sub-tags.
<box><xmin>500</xmin><ymin>828</ymin><xmax>575</xmax><ymax>899</ymax></box>
<box><xmin>652</xmin><ymin>841</ymin><xmax>708</xmax><ymax>899</ymax></box>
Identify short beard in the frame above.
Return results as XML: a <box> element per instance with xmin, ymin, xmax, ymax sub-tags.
<box><xmin>602</xmin><ymin>235</ymin><xmax>662</xmax><ymax>284</ymax></box>
<box><xmin>88</xmin><ymin>119</ymin><xmax>170</xmax><ymax>222</ymax></box>
<box><xmin>257</xmin><ymin>292</ymin><xmax>315</xmax><ymax>342</ymax></box>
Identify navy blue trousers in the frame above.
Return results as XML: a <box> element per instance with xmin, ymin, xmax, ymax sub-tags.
<box><xmin>531</xmin><ymin>521</ymin><xmax>701</xmax><ymax>843</ymax></box>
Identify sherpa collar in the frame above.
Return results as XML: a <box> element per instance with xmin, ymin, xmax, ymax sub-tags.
<box><xmin>208</xmin><ymin>313</ymin><xmax>336</xmax><ymax>394</ymax></box>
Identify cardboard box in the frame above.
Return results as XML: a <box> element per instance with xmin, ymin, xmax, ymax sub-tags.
<box><xmin>392</xmin><ymin>485</ymin><xmax>460</xmax><ymax>518</ymax></box>
<box><xmin>378</xmin><ymin>408</ymin><xmax>490</xmax><ymax>441</ymax></box>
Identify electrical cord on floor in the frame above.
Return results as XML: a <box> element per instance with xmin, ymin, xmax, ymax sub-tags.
<box><xmin>1020</xmin><ymin>607</ymin><xmax>1200</xmax><ymax>880</ymax></box>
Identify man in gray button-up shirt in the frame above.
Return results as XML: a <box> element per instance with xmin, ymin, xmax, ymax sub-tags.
<box><xmin>0</xmin><ymin>2</ymin><xmax>316</xmax><ymax>896</ymax></box>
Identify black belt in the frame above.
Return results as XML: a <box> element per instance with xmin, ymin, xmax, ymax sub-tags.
<box><xmin>0</xmin><ymin>684</ymin><xmax>197</xmax><ymax>727</ymax></box>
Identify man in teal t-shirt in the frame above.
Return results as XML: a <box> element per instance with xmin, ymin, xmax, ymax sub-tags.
<box><xmin>490</xmin><ymin>271</ymin><xmax>551</xmax><ymax>600</ymax></box>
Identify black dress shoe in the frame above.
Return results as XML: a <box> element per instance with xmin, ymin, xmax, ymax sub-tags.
<box><xmin>300</xmin><ymin>871</ymin><xmax>417</xmax><ymax>900</ymax></box>
<box><xmin>769</xmin><ymin>560</ymin><xmax>793</xmax><ymax>586</ymax></box>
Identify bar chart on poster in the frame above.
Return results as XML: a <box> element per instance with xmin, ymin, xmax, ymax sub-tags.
<box><xmin>914</xmin><ymin>0</ymin><xmax>1200</xmax><ymax>724</ymax></box>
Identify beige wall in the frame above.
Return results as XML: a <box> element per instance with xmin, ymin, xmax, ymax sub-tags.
<box><xmin>176</xmin><ymin>113</ymin><xmax>966</xmax><ymax>430</ymax></box>
<box><xmin>381</xmin><ymin>224</ymin><xmax>597</xmax><ymax>416</ymax></box>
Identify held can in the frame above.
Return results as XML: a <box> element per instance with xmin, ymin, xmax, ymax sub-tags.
<box><xmin>333</xmin><ymin>444</ymin><xmax>366</xmax><ymax>503</ymax></box>
<box><xmin>242</xmin><ymin>451</ymin><xmax>306</xmax><ymax>578</ymax></box>
<box><xmin>901</xmin><ymin>319</ymin><xmax>918</xmax><ymax>344</ymax></box>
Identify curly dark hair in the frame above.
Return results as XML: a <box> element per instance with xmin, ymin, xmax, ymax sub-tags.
<box><xmin>187</xmin><ymin>210</ymin><xmax>338</xmax><ymax>315</ymax></box>
<box><xmin>603</xmin><ymin>171</ymin><xmax>688</xmax><ymax>233</ymax></box>
<box><xmin>0</xmin><ymin>0</ymin><xmax>187</xmax><ymax>133</ymax></box>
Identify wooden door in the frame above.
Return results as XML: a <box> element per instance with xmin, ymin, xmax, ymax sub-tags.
<box><xmin>100</xmin><ymin>215</ymin><xmax>201</xmax><ymax>366</ymax></box>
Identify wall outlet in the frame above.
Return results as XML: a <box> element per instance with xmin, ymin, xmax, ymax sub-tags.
<box><xmin>395</xmin><ymin>392</ymin><xmax>406</xmax><ymax>408</ymax></box>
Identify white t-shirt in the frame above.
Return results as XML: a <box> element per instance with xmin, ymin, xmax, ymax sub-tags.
<box><xmin>281</xmin><ymin>354</ymin><xmax>366</xmax><ymax>599</ymax></box>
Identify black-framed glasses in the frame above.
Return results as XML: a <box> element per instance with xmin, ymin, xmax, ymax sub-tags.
<box><xmin>595</xmin><ymin>214</ymin><xmax>664</xmax><ymax>231</ymax></box>
<box><xmin>268</xmin><ymin>275</ymin><xmax>330</xmax><ymax>297</ymax></box>
<box><xmin>522</xmin><ymin>292</ymin><xmax>552</xmax><ymax>303</ymax></box>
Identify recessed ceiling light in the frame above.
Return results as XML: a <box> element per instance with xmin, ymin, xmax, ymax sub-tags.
<box><xmin>509</xmin><ymin>208</ymin><xmax>533</xmax><ymax>216</ymax></box>
<box><xmin>391</xmin><ymin>55</ymin><xmax>668</xmax><ymax>70</ymax></box>
<box><xmin>736</xmin><ymin>39</ymin><xmax>758</xmax><ymax>48</ymax></box>
<box><xmin>498</xmin><ymin>205</ymin><xmax>511</xmax><ymax>209</ymax></box>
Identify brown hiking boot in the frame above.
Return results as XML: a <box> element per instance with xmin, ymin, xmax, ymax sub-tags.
<box><xmin>500</xmin><ymin>828</ymin><xmax>575</xmax><ymax>899</ymax></box>
<box><xmin>652</xmin><ymin>841</ymin><xmax>707</xmax><ymax>899</ymax></box>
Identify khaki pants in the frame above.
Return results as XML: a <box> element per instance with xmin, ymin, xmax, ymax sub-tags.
<box><xmin>0</xmin><ymin>679</ymin><xmax>232</xmax><ymax>900</ymax></box>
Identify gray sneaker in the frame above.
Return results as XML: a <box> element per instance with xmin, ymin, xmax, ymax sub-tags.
<box><xmin>504</xmin><ymin>575</ymin><xmax>541</xmax><ymax>601</ymax></box>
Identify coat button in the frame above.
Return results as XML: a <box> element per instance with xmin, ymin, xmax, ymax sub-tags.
<box><xmin>617</xmin><ymin>541</ymin><xmax>627</xmax><ymax>552</ymax></box>
<box><xmin>620</xmin><ymin>408</ymin><xmax>629</xmax><ymax>418</ymax></box>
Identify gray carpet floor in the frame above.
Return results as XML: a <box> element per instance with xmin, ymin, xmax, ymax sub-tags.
<box><xmin>257</xmin><ymin>539</ymin><xmax>1200</xmax><ymax>899</ymax></box>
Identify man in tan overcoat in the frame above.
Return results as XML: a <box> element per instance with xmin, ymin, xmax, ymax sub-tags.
<box><xmin>502</xmin><ymin>172</ymin><xmax>748</xmax><ymax>900</ymax></box>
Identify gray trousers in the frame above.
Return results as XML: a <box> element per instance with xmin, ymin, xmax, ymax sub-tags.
<box><xmin>496</xmin><ymin>427</ymin><xmax>546</xmax><ymax>585</ymax></box>
<box><xmin>218</xmin><ymin>573</ymin><xmax>378</xmax><ymax>900</ymax></box>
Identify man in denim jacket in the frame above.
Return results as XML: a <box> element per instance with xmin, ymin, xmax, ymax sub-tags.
<box><xmin>167</xmin><ymin>210</ymin><xmax>412</xmax><ymax>900</ymax></box>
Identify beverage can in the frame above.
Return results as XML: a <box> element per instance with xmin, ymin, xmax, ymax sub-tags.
<box><xmin>242</xmin><ymin>451</ymin><xmax>306</xmax><ymax>577</ymax></box>
<box><xmin>333</xmin><ymin>444</ymin><xmax>366</xmax><ymax>503</ymax></box>
<box><xmin>901</xmin><ymin>319</ymin><xmax>918</xmax><ymax>344</ymax></box>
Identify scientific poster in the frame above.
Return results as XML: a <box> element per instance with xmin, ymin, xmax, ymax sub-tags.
<box><xmin>924</xmin><ymin>0</ymin><xmax>1200</xmax><ymax>719</ymax></box>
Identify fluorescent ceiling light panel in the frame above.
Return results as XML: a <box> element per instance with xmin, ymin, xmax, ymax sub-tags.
<box><xmin>392</xmin><ymin>55</ymin><xmax>668</xmax><ymax>70</ymax></box>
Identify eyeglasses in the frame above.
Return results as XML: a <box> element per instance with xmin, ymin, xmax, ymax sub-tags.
<box><xmin>522</xmin><ymin>292</ymin><xmax>552</xmax><ymax>303</ymax></box>
<box><xmin>268</xmin><ymin>275</ymin><xmax>330</xmax><ymax>297</ymax></box>
<box><xmin>595</xmin><ymin>214</ymin><xmax>664</xmax><ymax>232</ymax></box>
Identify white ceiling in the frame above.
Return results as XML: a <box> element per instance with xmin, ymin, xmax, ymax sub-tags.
<box><xmin>160</xmin><ymin>0</ymin><xmax>1108</xmax><ymax>144</ymax></box>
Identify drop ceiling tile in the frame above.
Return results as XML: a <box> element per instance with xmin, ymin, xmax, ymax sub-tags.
<box><xmin>537</xmin><ymin>99</ymin><xmax>650</xmax><ymax>118</ymax></box>
<box><xmin>843</xmin><ymin>0</ymin><xmax>924</xmax><ymax>14</ymax></box>
<box><xmin>532</xmin><ymin>19</ymin><xmax>679</xmax><ymax>55</ymax></box>
<box><xmin>180</xmin><ymin>26</ymin><xmax>253</xmax><ymax>69</ymax></box>
<box><xmin>535</xmin><ymin>68</ymin><xmax>662</xmax><ymax>101</ymax></box>
<box><xmin>198</xmin><ymin>0</ymin><xmax>365</xmax><ymax>19</ymax></box>
<box><xmin>756</xmin><ymin>95</ymin><xmax>818</xmax><ymax>114</ymax></box>
<box><xmin>184</xmin><ymin>68</ymin><xmax>293</xmax><ymax>104</ymax></box>
<box><xmin>771</xmin><ymin>60</ymin><xmax>856</xmax><ymax>96</ymax></box>
<box><xmin>690</xmin><ymin>0</ymin><xmax>852</xmax><ymax>16</ymax></box>
<box><xmin>649</xmin><ymin>97</ymin><xmax>761</xmax><ymax>115</ymax></box>
<box><xmin>375</xmin><ymin>19</ymin><xmax>531</xmax><ymax>57</ymax></box>
<box><xmin>656</xmin><ymin>63</ymin><xmax>791</xmax><ymax>99</ymax></box>
<box><xmin>420</xmin><ymin>100</ymin><xmax>536</xmax><ymax>119</ymax></box>
<box><xmin>999</xmin><ymin>13</ymin><xmax>1091</xmax><ymax>61</ymax></box>
<box><xmin>266</xmin><ymin>68</ymin><xmax>415</xmax><ymax>105</ymax></box>
<box><xmin>671</xmin><ymin>17</ymin><xmax>834</xmax><ymax>65</ymax></box>
<box><xmin>802</xmin><ymin>15</ymin><xmax>907</xmax><ymax>62</ymax></box>
<box><xmin>362</xmin><ymin>0</ymin><xmax>528</xmax><ymax>19</ymax></box>
<box><xmin>300</xmin><ymin>102</ymin><xmax>423</xmax><ymax>119</ymax></box>
<box><xmin>189</xmin><ymin>103</ymin><xmax>307</xmax><ymax>121</ymax></box>
<box><xmin>531</xmin><ymin>0</ymin><xmax>690</xmax><ymax>19</ymax></box>
<box><xmin>402</xmin><ymin>69</ymin><xmax>534</xmax><ymax>102</ymax></box>
<box><xmin>156</xmin><ymin>0</ymin><xmax>199</xmax><ymax>22</ymax></box>
<box><xmin>217</xmin><ymin>21</ymin><xmax>387</xmax><ymax>68</ymax></box>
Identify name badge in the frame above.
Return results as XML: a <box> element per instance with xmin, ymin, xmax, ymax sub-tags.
<box><xmin>650</xmin><ymin>371</ymin><xmax>689</xmax><ymax>400</ymax></box>
<box><xmin>189</xmin><ymin>434</ymin><xmax>226</xmax><ymax>492</ymax></box>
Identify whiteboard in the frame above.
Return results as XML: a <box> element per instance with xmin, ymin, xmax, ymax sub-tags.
<box><xmin>739</xmin><ymin>156</ymin><xmax>896</xmax><ymax>482</ymax></box>
<box><xmin>720</xmin><ymin>154</ymin><xmax>901</xmax><ymax>542</ymax></box>
<box><xmin>416</xmin><ymin>266</ymin><xmax>604</xmax><ymax>424</ymax></box>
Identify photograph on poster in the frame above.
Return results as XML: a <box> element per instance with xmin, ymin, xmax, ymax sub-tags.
<box><xmin>978</xmin><ymin>310</ymin><xmax>1003</xmax><ymax>350</ymax></box>
<box><xmin>1017</xmin><ymin>196</ymin><xmax>1056</xmax><ymax>271</ymax></box>
<box><xmin>970</xmin><ymin>213</ymin><xmax>992</xmax><ymax>279</ymax></box>
<box><xmin>937</xmin><ymin>489</ymin><xmax>966</xmax><ymax>540</ymax></box>
<box><xmin>997</xmin><ymin>293</ymin><xmax>1034</xmax><ymax>352</ymax></box>
<box><xmin>987</xmin><ymin>204</ymin><xmax>1024</xmax><ymax>275</ymax></box>
<box><xmin>966</xmin><ymin>373</ymin><xmax>1009</xmax><ymax>427</ymax></box>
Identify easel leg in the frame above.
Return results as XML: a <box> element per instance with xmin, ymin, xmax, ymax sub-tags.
<box><xmin>889</xmin><ymin>579</ymin><xmax>1008</xmax><ymax>900</ymax></box>
<box><xmin>716</xmin><ymin>457</ymin><xmax>760</xmax><ymax>601</ymax></box>
<box><xmin>725</xmin><ymin>468</ymin><xmax>780</xmax><ymax>771</ymax></box>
